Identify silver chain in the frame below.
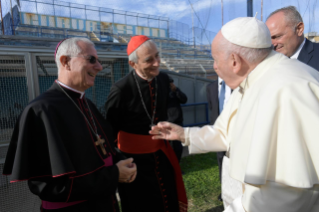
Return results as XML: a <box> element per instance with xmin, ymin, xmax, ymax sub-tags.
<box><xmin>133</xmin><ymin>71</ymin><xmax>158</xmax><ymax>128</ymax></box>
<box><xmin>56</xmin><ymin>82</ymin><xmax>99</xmax><ymax>137</ymax></box>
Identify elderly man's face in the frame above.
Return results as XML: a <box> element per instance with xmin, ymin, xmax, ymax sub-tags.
<box><xmin>211</xmin><ymin>33</ymin><xmax>237</xmax><ymax>89</ymax></box>
<box><xmin>266</xmin><ymin>12</ymin><xmax>303</xmax><ymax>57</ymax></box>
<box><xmin>133</xmin><ymin>42</ymin><xmax>160</xmax><ymax>79</ymax></box>
<box><xmin>68</xmin><ymin>41</ymin><xmax>102</xmax><ymax>91</ymax></box>
<box><xmin>211</xmin><ymin>32</ymin><xmax>249</xmax><ymax>89</ymax></box>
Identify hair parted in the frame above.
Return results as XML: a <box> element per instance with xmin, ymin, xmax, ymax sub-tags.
<box><xmin>55</xmin><ymin>37</ymin><xmax>94</xmax><ymax>74</ymax></box>
<box><xmin>218</xmin><ymin>35</ymin><xmax>273</xmax><ymax>64</ymax></box>
<box><xmin>267</xmin><ymin>6</ymin><xmax>303</xmax><ymax>31</ymax></box>
<box><xmin>128</xmin><ymin>39</ymin><xmax>157</xmax><ymax>63</ymax></box>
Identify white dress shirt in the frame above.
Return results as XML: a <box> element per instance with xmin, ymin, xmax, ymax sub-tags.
<box><xmin>218</xmin><ymin>77</ymin><xmax>232</xmax><ymax>109</ymax></box>
<box><xmin>290</xmin><ymin>38</ymin><xmax>306</xmax><ymax>59</ymax></box>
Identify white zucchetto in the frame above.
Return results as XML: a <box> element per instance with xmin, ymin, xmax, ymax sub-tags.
<box><xmin>221</xmin><ymin>17</ymin><xmax>272</xmax><ymax>48</ymax></box>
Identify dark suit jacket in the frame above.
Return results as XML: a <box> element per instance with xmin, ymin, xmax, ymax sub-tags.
<box><xmin>298</xmin><ymin>38</ymin><xmax>319</xmax><ymax>71</ymax></box>
<box><xmin>206</xmin><ymin>80</ymin><xmax>219</xmax><ymax>124</ymax></box>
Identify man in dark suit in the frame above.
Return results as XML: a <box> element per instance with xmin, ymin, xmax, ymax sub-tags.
<box><xmin>266</xmin><ymin>6</ymin><xmax>319</xmax><ymax>71</ymax></box>
<box><xmin>206</xmin><ymin>77</ymin><xmax>231</xmax><ymax>201</ymax></box>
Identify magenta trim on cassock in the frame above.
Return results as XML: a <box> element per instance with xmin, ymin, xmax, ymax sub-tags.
<box><xmin>42</xmin><ymin>156</ymin><xmax>113</xmax><ymax>209</ymax></box>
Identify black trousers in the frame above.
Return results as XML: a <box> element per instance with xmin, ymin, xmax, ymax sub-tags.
<box><xmin>170</xmin><ymin>140</ymin><xmax>183</xmax><ymax>163</ymax></box>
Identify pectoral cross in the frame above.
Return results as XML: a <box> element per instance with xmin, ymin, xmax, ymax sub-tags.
<box><xmin>95</xmin><ymin>135</ymin><xmax>107</xmax><ymax>155</ymax></box>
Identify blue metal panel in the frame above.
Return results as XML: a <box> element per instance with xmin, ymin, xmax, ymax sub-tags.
<box><xmin>55</xmin><ymin>16</ymin><xmax>58</xmax><ymax>27</ymax></box>
<box><xmin>77</xmin><ymin>19</ymin><xmax>79</xmax><ymax>30</ymax></box>
<box><xmin>21</xmin><ymin>12</ymin><xmax>24</xmax><ymax>24</ymax></box>
<box><xmin>38</xmin><ymin>15</ymin><xmax>41</xmax><ymax>26</ymax></box>
<box><xmin>113</xmin><ymin>23</ymin><xmax>117</xmax><ymax>34</ymax></box>
<box><xmin>83</xmin><ymin>20</ymin><xmax>86</xmax><ymax>31</ymax></box>
<box><xmin>247</xmin><ymin>0</ymin><xmax>253</xmax><ymax>17</ymax></box>
<box><xmin>132</xmin><ymin>25</ymin><xmax>136</xmax><ymax>35</ymax></box>
<box><xmin>46</xmin><ymin>16</ymin><xmax>49</xmax><ymax>27</ymax></box>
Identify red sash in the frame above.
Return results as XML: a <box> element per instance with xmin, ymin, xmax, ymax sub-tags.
<box><xmin>118</xmin><ymin>131</ymin><xmax>188</xmax><ymax>212</ymax></box>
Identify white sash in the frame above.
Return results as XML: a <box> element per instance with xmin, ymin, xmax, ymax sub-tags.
<box><xmin>222</xmin><ymin>156</ymin><xmax>243</xmax><ymax>209</ymax></box>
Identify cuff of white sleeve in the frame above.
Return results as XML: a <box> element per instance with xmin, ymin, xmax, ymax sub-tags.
<box><xmin>182</xmin><ymin>127</ymin><xmax>190</xmax><ymax>146</ymax></box>
<box><xmin>224</xmin><ymin>195</ymin><xmax>245</xmax><ymax>212</ymax></box>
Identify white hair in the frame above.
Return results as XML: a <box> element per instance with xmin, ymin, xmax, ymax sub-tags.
<box><xmin>55</xmin><ymin>37</ymin><xmax>94</xmax><ymax>75</ymax></box>
<box><xmin>218</xmin><ymin>35</ymin><xmax>273</xmax><ymax>64</ymax></box>
<box><xmin>128</xmin><ymin>40</ymin><xmax>157</xmax><ymax>63</ymax></box>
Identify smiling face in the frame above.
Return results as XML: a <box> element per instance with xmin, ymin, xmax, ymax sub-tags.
<box><xmin>67</xmin><ymin>41</ymin><xmax>102</xmax><ymax>91</ymax></box>
<box><xmin>130</xmin><ymin>42</ymin><xmax>160</xmax><ymax>80</ymax></box>
<box><xmin>266</xmin><ymin>12</ymin><xmax>304</xmax><ymax>57</ymax></box>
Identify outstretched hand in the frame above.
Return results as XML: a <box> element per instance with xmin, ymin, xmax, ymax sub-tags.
<box><xmin>149</xmin><ymin>121</ymin><xmax>185</xmax><ymax>143</ymax></box>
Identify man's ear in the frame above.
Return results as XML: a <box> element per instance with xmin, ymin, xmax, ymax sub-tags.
<box><xmin>60</xmin><ymin>55</ymin><xmax>70</xmax><ymax>70</ymax></box>
<box><xmin>230</xmin><ymin>53</ymin><xmax>242</xmax><ymax>74</ymax></box>
<box><xmin>296</xmin><ymin>22</ymin><xmax>304</xmax><ymax>36</ymax></box>
<box><xmin>128</xmin><ymin>60</ymin><xmax>136</xmax><ymax>69</ymax></box>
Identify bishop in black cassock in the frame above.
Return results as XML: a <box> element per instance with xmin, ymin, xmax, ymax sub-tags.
<box><xmin>3</xmin><ymin>38</ymin><xmax>136</xmax><ymax>212</ymax></box>
<box><xmin>105</xmin><ymin>35</ymin><xmax>187</xmax><ymax>212</ymax></box>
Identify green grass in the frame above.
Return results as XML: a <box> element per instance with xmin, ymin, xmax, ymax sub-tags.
<box><xmin>180</xmin><ymin>152</ymin><xmax>224</xmax><ymax>212</ymax></box>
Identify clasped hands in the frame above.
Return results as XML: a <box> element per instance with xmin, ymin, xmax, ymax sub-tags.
<box><xmin>116</xmin><ymin>158</ymin><xmax>137</xmax><ymax>183</ymax></box>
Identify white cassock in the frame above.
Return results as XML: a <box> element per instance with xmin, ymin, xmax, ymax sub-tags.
<box><xmin>183</xmin><ymin>51</ymin><xmax>319</xmax><ymax>212</ymax></box>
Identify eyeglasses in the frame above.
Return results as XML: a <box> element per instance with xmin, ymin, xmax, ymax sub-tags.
<box><xmin>70</xmin><ymin>55</ymin><xmax>102</xmax><ymax>65</ymax></box>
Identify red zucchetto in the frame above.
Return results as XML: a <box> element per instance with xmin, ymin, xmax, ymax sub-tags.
<box><xmin>127</xmin><ymin>35</ymin><xmax>150</xmax><ymax>56</ymax></box>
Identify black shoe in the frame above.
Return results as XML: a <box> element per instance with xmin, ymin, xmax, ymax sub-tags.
<box><xmin>218</xmin><ymin>193</ymin><xmax>223</xmax><ymax>202</ymax></box>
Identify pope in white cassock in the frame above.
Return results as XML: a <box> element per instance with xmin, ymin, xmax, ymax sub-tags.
<box><xmin>150</xmin><ymin>16</ymin><xmax>319</xmax><ymax>212</ymax></box>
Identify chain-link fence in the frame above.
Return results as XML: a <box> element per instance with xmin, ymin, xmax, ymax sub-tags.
<box><xmin>0</xmin><ymin>37</ymin><xmax>214</xmax><ymax>211</ymax></box>
<box><xmin>0</xmin><ymin>54</ymin><xmax>40</xmax><ymax>212</ymax></box>
<box><xmin>0</xmin><ymin>49</ymin><xmax>130</xmax><ymax>212</ymax></box>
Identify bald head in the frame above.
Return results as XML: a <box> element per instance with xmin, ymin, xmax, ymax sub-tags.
<box><xmin>266</xmin><ymin>7</ymin><xmax>304</xmax><ymax>57</ymax></box>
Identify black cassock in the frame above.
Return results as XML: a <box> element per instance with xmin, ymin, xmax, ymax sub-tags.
<box><xmin>3</xmin><ymin>82</ymin><xmax>123</xmax><ymax>212</ymax></box>
<box><xmin>105</xmin><ymin>71</ymin><xmax>180</xmax><ymax>212</ymax></box>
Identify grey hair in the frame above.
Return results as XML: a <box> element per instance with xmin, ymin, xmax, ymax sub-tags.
<box><xmin>218</xmin><ymin>35</ymin><xmax>273</xmax><ymax>64</ymax></box>
<box><xmin>128</xmin><ymin>39</ymin><xmax>157</xmax><ymax>63</ymax></box>
<box><xmin>55</xmin><ymin>37</ymin><xmax>95</xmax><ymax>75</ymax></box>
<box><xmin>267</xmin><ymin>6</ymin><xmax>303</xmax><ymax>31</ymax></box>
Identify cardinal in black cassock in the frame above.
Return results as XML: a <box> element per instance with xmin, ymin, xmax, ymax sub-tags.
<box><xmin>3</xmin><ymin>38</ymin><xmax>136</xmax><ymax>212</ymax></box>
<box><xmin>105</xmin><ymin>35</ymin><xmax>187</xmax><ymax>212</ymax></box>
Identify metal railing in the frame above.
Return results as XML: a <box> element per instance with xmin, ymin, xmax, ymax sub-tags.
<box><xmin>182</xmin><ymin>102</ymin><xmax>210</xmax><ymax>127</ymax></box>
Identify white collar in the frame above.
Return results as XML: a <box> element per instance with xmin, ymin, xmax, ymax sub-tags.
<box><xmin>290</xmin><ymin>38</ymin><xmax>306</xmax><ymax>59</ymax></box>
<box><xmin>56</xmin><ymin>80</ymin><xmax>85</xmax><ymax>99</ymax></box>
<box><xmin>135</xmin><ymin>70</ymin><xmax>154</xmax><ymax>82</ymax></box>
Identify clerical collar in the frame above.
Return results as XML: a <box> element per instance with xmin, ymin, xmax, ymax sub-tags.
<box><xmin>290</xmin><ymin>38</ymin><xmax>306</xmax><ymax>59</ymax></box>
<box><xmin>135</xmin><ymin>70</ymin><xmax>154</xmax><ymax>82</ymax></box>
<box><xmin>56</xmin><ymin>80</ymin><xmax>85</xmax><ymax>99</ymax></box>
